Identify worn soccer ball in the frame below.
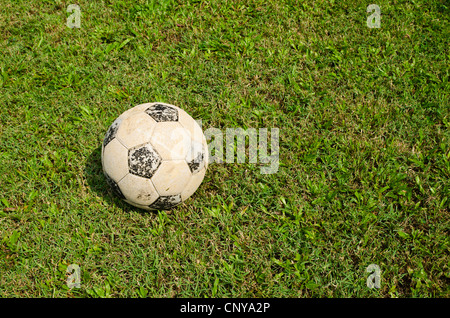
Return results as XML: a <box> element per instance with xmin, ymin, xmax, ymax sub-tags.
<box><xmin>101</xmin><ymin>102</ymin><xmax>208</xmax><ymax>211</ymax></box>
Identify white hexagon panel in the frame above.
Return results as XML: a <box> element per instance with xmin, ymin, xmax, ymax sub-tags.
<box><xmin>118</xmin><ymin>173</ymin><xmax>159</xmax><ymax>207</ymax></box>
<box><xmin>151</xmin><ymin>160</ymin><xmax>192</xmax><ymax>196</ymax></box>
<box><xmin>101</xmin><ymin>102</ymin><xmax>208</xmax><ymax>211</ymax></box>
<box><xmin>150</xmin><ymin>122</ymin><xmax>191</xmax><ymax>160</ymax></box>
<box><xmin>102</xmin><ymin>138</ymin><xmax>128</xmax><ymax>183</ymax></box>
<box><xmin>115</xmin><ymin>112</ymin><xmax>157</xmax><ymax>149</ymax></box>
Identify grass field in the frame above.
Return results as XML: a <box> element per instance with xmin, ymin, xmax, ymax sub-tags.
<box><xmin>0</xmin><ymin>0</ymin><xmax>449</xmax><ymax>298</ymax></box>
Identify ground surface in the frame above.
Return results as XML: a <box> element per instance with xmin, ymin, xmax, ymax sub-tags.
<box><xmin>0</xmin><ymin>0</ymin><xmax>448</xmax><ymax>297</ymax></box>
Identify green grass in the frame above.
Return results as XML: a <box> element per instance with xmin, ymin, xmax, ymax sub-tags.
<box><xmin>0</xmin><ymin>0</ymin><xmax>449</xmax><ymax>297</ymax></box>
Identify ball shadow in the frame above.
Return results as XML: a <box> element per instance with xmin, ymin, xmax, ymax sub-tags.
<box><xmin>84</xmin><ymin>145</ymin><xmax>158</xmax><ymax>215</ymax></box>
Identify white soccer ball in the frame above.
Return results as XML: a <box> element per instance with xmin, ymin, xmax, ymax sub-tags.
<box><xmin>101</xmin><ymin>102</ymin><xmax>208</xmax><ymax>211</ymax></box>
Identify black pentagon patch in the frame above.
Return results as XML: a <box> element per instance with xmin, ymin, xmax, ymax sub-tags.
<box><xmin>104</xmin><ymin>172</ymin><xmax>125</xmax><ymax>199</ymax></box>
<box><xmin>128</xmin><ymin>143</ymin><xmax>162</xmax><ymax>179</ymax></box>
<box><xmin>149</xmin><ymin>194</ymin><xmax>182</xmax><ymax>210</ymax></box>
<box><xmin>103</xmin><ymin>117</ymin><xmax>122</xmax><ymax>147</ymax></box>
<box><xmin>145</xmin><ymin>104</ymin><xmax>178</xmax><ymax>122</ymax></box>
<box><xmin>187</xmin><ymin>144</ymin><xmax>205</xmax><ymax>174</ymax></box>
<box><xmin>187</xmin><ymin>151</ymin><xmax>204</xmax><ymax>174</ymax></box>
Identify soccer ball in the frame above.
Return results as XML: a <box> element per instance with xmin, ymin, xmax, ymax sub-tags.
<box><xmin>101</xmin><ymin>102</ymin><xmax>208</xmax><ymax>211</ymax></box>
